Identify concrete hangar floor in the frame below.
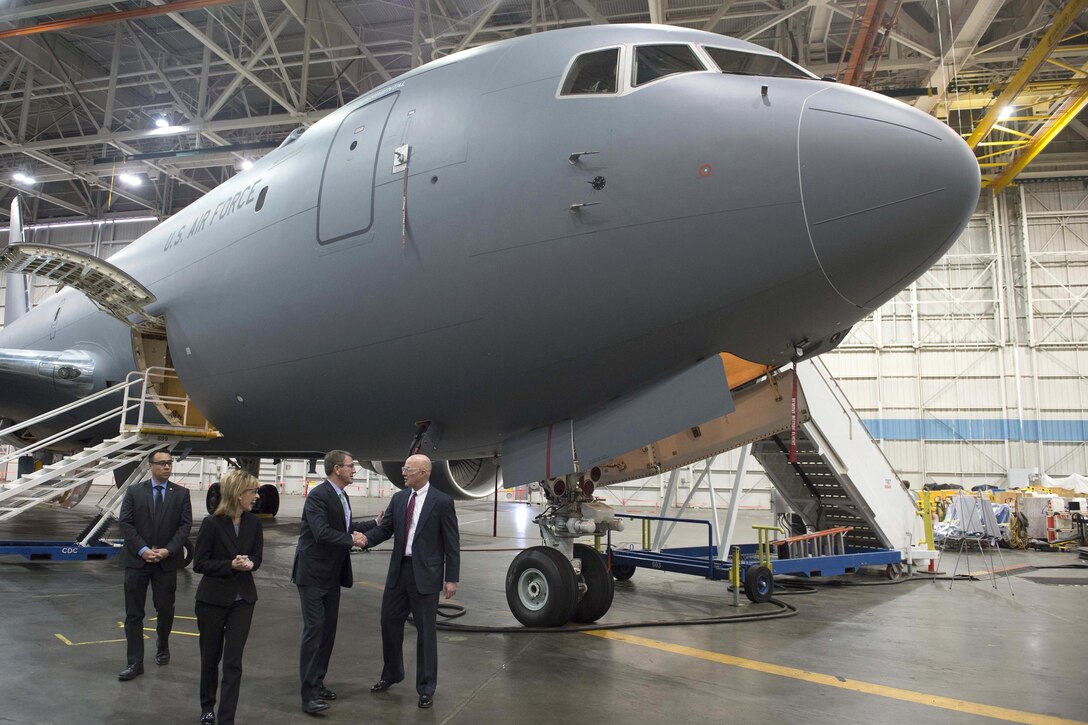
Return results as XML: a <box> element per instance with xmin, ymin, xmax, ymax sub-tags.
<box><xmin>1</xmin><ymin>491</ymin><xmax>1085</xmax><ymax>725</ymax></box>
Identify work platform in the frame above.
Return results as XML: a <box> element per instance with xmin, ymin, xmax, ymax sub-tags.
<box><xmin>0</xmin><ymin>366</ymin><xmax>218</xmax><ymax>546</ymax></box>
<box><xmin>597</xmin><ymin>359</ymin><xmax>928</xmax><ymax>596</ymax></box>
<box><xmin>608</xmin><ymin>514</ymin><xmax>903</xmax><ymax>603</ymax></box>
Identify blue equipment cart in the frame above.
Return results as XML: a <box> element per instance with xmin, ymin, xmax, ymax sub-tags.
<box><xmin>606</xmin><ymin>513</ymin><xmax>902</xmax><ymax>602</ymax></box>
<box><xmin>0</xmin><ymin>539</ymin><xmax>121</xmax><ymax>561</ymax></box>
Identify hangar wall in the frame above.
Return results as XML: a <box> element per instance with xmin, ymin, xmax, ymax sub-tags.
<box><xmin>823</xmin><ymin>181</ymin><xmax>1088</xmax><ymax>491</ymax></box>
<box><xmin>3</xmin><ymin>180</ymin><xmax>1088</xmax><ymax>507</ymax></box>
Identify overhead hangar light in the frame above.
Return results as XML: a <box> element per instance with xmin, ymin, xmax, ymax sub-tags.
<box><xmin>118</xmin><ymin>173</ymin><xmax>142</xmax><ymax>187</ymax></box>
<box><xmin>241</xmin><ymin>159</ymin><xmax>254</xmax><ymax>171</ymax></box>
<box><xmin>154</xmin><ymin>116</ymin><xmax>169</xmax><ymax>128</ymax></box>
<box><xmin>13</xmin><ymin>172</ymin><xmax>36</xmax><ymax>184</ymax></box>
<box><xmin>998</xmin><ymin>106</ymin><xmax>1015</xmax><ymax>120</ymax></box>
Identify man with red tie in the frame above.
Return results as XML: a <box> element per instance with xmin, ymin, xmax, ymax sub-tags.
<box><xmin>363</xmin><ymin>454</ymin><xmax>460</xmax><ymax>710</ymax></box>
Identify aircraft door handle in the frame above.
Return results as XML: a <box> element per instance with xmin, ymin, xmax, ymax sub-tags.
<box><xmin>568</xmin><ymin>151</ymin><xmax>600</xmax><ymax>165</ymax></box>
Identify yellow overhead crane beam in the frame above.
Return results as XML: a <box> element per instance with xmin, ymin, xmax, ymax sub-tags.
<box><xmin>986</xmin><ymin>81</ymin><xmax>1088</xmax><ymax>191</ymax></box>
<box><xmin>966</xmin><ymin>0</ymin><xmax>1088</xmax><ymax>150</ymax></box>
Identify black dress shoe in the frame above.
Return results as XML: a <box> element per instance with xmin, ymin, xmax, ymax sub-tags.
<box><xmin>200</xmin><ymin>713</ymin><xmax>215</xmax><ymax>725</ymax></box>
<box><xmin>302</xmin><ymin>700</ymin><xmax>329</xmax><ymax>714</ymax></box>
<box><xmin>155</xmin><ymin>649</ymin><xmax>170</xmax><ymax>665</ymax></box>
<box><xmin>370</xmin><ymin>679</ymin><xmax>394</xmax><ymax>692</ymax></box>
<box><xmin>317</xmin><ymin>686</ymin><xmax>337</xmax><ymax>700</ymax></box>
<box><xmin>418</xmin><ymin>694</ymin><xmax>433</xmax><ymax>709</ymax></box>
<box><xmin>118</xmin><ymin>663</ymin><xmax>144</xmax><ymax>681</ymax></box>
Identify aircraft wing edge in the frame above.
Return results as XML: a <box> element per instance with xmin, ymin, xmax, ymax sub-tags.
<box><xmin>501</xmin><ymin>355</ymin><xmax>736</xmax><ymax>487</ymax></box>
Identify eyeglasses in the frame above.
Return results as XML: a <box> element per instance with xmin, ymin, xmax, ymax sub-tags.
<box><xmin>151</xmin><ymin>460</ymin><xmax>174</xmax><ymax>466</ymax></box>
<box><xmin>243</xmin><ymin>488</ymin><xmax>259</xmax><ymax>494</ymax></box>
<box><xmin>401</xmin><ymin>467</ymin><xmax>417</xmax><ymax>474</ymax></box>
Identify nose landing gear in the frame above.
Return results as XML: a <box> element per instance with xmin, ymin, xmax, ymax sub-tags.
<box><xmin>503</xmin><ymin>470</ymin><xmax>623</xmax><ymax>627</ymax></box>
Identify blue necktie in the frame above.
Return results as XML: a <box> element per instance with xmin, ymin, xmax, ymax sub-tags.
<box><xmin>339</xmin><ymin>489</ymin><xmax>350</xmax><ymax>530</ymax></box>
<box><xmin>153</xmin><ymin>485</ymin><xmax>164</xmax><ymax>513</ymax></box>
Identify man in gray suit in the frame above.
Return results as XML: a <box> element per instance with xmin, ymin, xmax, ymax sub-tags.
<box><xmin>117</xmin><ymin>448</ymin><xmax>193</xmax><ymax>680</ymax></box>
<box><xmin>363</xmin><ymin>454</ymin><xmax>460</xmax><ymax>710</ymax></box>
<box><xmin>292</xmin><ymin>450</ymin><xmax>380</xmax><ymax>715</ymax></box>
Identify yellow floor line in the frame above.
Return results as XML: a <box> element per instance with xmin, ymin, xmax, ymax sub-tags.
<box><xmin>585</xmin><ymin>630</ymin><xmax>1085</xmax><ymax>725</ymax></box>
<box><xmin>55</xmin><ymin>634</ymin><xmax>128</xmax><ymax>646</ymax></box>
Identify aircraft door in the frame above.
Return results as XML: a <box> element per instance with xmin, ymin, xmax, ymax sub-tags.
<box><xmin>317</xmin><ymin>92</ymin><xmax>399</xmax><ymax>243</ymax></box>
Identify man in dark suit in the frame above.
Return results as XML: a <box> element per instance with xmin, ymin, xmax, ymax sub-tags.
<box><xmin>117</xmin><ymin>448</ymin><xmax>193</xmax><ymax>681</ymax></box>
<box><xmin>363</xmin><ymin>454</ymin><xmax>460</xmax><ymax>710</ymax></box>
<box><xmin>292</xmin><ymin>450</ymin><xmax>380</xmax><ymax>715</ymax></box>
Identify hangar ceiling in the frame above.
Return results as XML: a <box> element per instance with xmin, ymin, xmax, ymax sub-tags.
<box><xmin>0</xmin><ymin>0</ymin><xmax>1086</xmax><ymax>220</ymax></box>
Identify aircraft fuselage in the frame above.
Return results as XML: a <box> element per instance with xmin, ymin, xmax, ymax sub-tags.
<box><xmin>0</xmin><ymin>25</ymin><xmax>979</xmax><ymax>462</ymax></box>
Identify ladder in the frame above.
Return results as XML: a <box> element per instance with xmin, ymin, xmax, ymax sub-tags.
<box><xmin>591</xmin><ymin>358</ymin><xmax>929</xmax><ymax>563</ymax></box>
<box><xmin>0</xmin><ymin>367</ymin><xmax>219</xmax><ymax>524</ymax></box>
<box><xmin>752</xmin><ymin>359</ymin><xmax>921</xmax><ymax>552</ymax></box>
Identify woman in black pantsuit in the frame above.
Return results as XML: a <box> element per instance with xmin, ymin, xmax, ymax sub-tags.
<box><xmin>194</xmin><ymin>470</ymin><xmax>263</xmax><ymax>725</ymax></box>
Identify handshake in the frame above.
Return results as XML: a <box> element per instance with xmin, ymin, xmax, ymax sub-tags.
<box><xmin>352</xmin><ymin>531</ymin><xmax>368</xmax><ymax>548</ymax></box>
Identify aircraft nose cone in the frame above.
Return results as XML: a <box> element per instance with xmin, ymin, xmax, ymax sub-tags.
<box><xmin>799</xmin><ymin>86</ymin><xmax>980</xmax><ymax>309</ymax></box>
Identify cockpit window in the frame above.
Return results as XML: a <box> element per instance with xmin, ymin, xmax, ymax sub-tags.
<box><xmin>561</xmin><ymin>48</ymin><xmax>620</xmax><ymax>95</ymax></box>
<box><xmin>703</xmin><ymin>47</ymin><xmax>814</xmax><ymax>79</ymax></box>
<box><xmin>633</xmin><ymin>45</ymin><xmax>705</xmax><ymax>87</ymax></box>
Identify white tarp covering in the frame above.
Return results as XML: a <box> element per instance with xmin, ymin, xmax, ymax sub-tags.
<box><xmin>1040</xmin><ymin>473</ymin><xmax>1088</xmax><ymax>494</ymax></box>
<box><xmin>935</xmin><ymin>495</ymin><xmax>1010</xmax><ymax>542</ymax></box>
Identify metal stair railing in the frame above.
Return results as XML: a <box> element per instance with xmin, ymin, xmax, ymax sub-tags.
<box><xmin>0</xmin><ymin>434</ymin><xmax>160</xmax><ymax>521</ymax></box>
<box><xmin>0</xmin><ymin>377</ymin><xmax>143</xmax><ymax>468</ymax></box>
<box><xmin>0</xmin><ymin>367</ymin><xmax>218</xmax><ymax>522</ymax></box>
<box><xmin>77</xmin><ymin>457</ymin><xmax>157</xmax><ymax>546</ymax></box>
<box><xmin>119</xmin><ymin>366</ymin><xmax>218</xmax><ymax>437</ymax></box>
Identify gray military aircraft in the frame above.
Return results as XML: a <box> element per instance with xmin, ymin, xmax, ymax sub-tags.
<box><xmin>1</xmin><ymin>24</ymin><xmax>978</xmax><ymax>625</ymax></box>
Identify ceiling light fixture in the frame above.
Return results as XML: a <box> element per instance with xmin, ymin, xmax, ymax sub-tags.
<box><xmin>118</xmin><ymin>173</ymin><xmax>142</xmax><ymax>187</ymax></box>
<box><xmin>13</xmin><ymin>172</ymin><xmax>36</xmax><ymax>184</ymax></box>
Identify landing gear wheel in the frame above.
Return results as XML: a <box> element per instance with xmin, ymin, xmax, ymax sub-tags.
<box><xmin>885</xmin><ymin>563</ymin><xmax>905</xmax><ymax>580</ymax></box>
<box><xmin>611</xmin><ymin>563</ymin><xmax>636</xmax><ymax>581</ymax></box>
<box><xmin>255</xmin><ymin>484</ymin><xmax>280</xmax><ymax>517</ymax></box>
<box><xmin>205</xmin><ymin>483</ymin><xmax>221</xmax><ymax>515</ymax></box>
<box><xmin>182</xmin><ymin>539</ymin><xmax>195</xmax><ymax>568</ymax></box>
<box><xmin>743</xmin><ymin>565</ymin><xmax>774</xmax><ymax>603</ymax></box>
<box><xmin>506</xmin><ymin>546</ymin><xmax>579</xmax><ymax>627</ymax></box>
<box><xmin>570</xmin><ymin>544</ymin><xmax>615</xmax><ymax>623</ymax></box>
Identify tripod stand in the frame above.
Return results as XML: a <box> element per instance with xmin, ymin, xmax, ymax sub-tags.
<box><xmin>935</xmin><ymin>492</ymin><xmax>1014</xmax><ymax>595</ymax></box>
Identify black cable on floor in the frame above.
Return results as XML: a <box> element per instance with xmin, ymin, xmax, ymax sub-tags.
<box><xmin>434</xmin><ymin>598</ymin><xmax>797</xmax><ymax>634</ymax></box>
<box><xmin>798</xmin><ymin>573</ymin><xmax>985</xmax><ymax>586</ymax></box>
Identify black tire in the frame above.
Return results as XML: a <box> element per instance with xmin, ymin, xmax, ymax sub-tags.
<box><xmin>255</xmin><ymin>484</ymin><xmax>280</xmax><ymax>517</ymax></box>
<box><xmin>205</xmin><ymin>483</ymin><xmax>221</xmax><ymax>515</ymax></box>
<box><xmin>612</xmin><ymin>563</ymin><xmax>636</xmax><ymax>581</ymax></box>
<box><xmin>571</xmin><ymin>544</ymin><xmax>615</xmax><ymax>623</ymax></box>
<box><xmin>182</xmin><ymin>539</ymin><xmax>195</xmax><ymax>569</ymax></box>
<box><xmin>505</xmin><ymin>546</ymin><xmax>579</xmax><ymax>627</ymax></box>
<box><xmin>743</xmin><ymin>565</ymin><xmax>774</xmax><ymax>603</ymax></box>
<box><xmin>886</xmin><ymin>563</ymin><xmax>905</xmax><ymax>580</ymax></box>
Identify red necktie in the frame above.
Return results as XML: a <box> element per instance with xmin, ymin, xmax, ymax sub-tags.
<box><xmin>404</xmin><ymin>492</ymin><xmax>417</xmax><ymax>535</ymax></box>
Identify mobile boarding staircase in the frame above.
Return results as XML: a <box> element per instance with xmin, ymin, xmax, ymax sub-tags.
<box><xmin>0</xmin><ymin>367</ymin><xmax>219</xmax><ymax>558</ymax></box>
<box><xmin>605</xmin><ymin>358</ymin><xmax>931</xmax><ymax>596</ymax></box>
